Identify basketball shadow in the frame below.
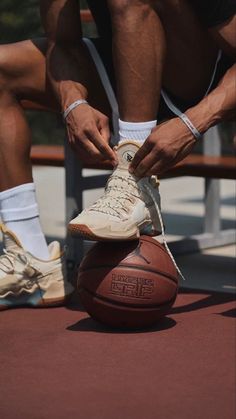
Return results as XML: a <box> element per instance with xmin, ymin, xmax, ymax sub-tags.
<box><xmin>66</xmin><ymin>291</ymin><xmax>86</xmax><ymax>312</ymax></box>
<box><xmin>173</xmin><ymin>288</ymin><xmax>236</xmax><ymax>316</ymax></box>
<box><xmin>67</xmin><ymin>315</ymin><xmax>176</xmax><ymax>334</ymax></box>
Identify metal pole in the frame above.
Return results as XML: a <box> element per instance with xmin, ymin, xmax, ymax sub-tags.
<box><xmin>203</xmin><ymin>126</ymin><xmax>221</xmax><ymax>234</ymax></box>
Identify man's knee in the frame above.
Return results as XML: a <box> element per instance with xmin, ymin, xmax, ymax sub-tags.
<box><xmin>108</xmin><ymin>0</ymin><xmax>188</xmax><ymax>16</ymax></box>
<box><xmin>0</xmin><ymin>46</ymin><xmax>11</xmax><ymax>95</ymax></box>
<box><xmin>108</xmin><ymin>0</ymin><xmax>156</xmax><ymax>16</ymax></box>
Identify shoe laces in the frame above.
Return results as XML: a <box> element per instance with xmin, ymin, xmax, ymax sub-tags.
<box><xmin>88</xmin><ymin>169</ymin><xmax>141</xmax><ymax>219</ymax></box>
<box><xmin>0</xmin><ymin>249</ymin><xmax>41</xmax><ymax>277</ymax></box>
<box><xmin>144</xmin><ymin>184</ymin><xmax>186</xmax><ymax>281</ymax></box>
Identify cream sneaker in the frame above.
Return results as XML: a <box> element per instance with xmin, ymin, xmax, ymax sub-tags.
<box><xmin>68</xmin><ymin>140</ymin><xmax>162</xmax><ymax>241</ymax></box>
<box><xmin>0</xmin><ymin>224</ymin><xmax>74</xmax><ymax>310</ymax></box>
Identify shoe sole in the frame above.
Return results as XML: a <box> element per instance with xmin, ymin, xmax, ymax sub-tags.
<box><xmin>68</xmin><ymin>223</ymin><xmax>159</xmax><ymax>241</ymax></box>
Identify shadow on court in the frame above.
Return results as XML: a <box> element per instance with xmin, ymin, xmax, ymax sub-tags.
<box><xmin>67</xmin><ymin>315</ymin><xmax>177</xmax><ymax>334</ymax></box>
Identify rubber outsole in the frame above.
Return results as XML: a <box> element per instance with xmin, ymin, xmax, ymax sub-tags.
<box><xmin>0</xmin><ymin>294</ymin><xmax>72</xmax><ymax>311</ymax></box>
<box><xmin>68</xmin><ymin>223</ymin><xmax>139</xmax><ymax>241</ymax></box>
<box><xmin>68</xmin><ymin>223</ymin><xmax>160</xmax><ymax>242</ymax></box>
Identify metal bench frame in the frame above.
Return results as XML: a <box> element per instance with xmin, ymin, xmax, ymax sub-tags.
<box><xmin>169</xmin><ymin>126</ymin><xmax>235</xmax><ymax>255</ymax></box>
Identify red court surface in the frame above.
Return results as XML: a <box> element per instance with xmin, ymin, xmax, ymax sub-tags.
<box><xmin>0</xmin><ymin>289</ymin><xmax>235</xmax><ymax>419</ymax></box>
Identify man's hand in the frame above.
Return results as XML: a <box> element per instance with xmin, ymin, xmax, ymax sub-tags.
<box><xmin>65</xmin><ymin>104</ymin><xmax>117</xmax><ymax>165</ymax></box>
<box><xmin>129</xmin><ymin>117</ymin><xmax>197</xmax><ymax>177</ymax></box>
<box><xmin>40</xmin><ymin>0</ymin><xmax>117</xmax><ymax>166</ymax></box>
<box><xmin>130</xmin><ymin>60</ymin><xmax>236</xmax><ymax>178</ymax></box>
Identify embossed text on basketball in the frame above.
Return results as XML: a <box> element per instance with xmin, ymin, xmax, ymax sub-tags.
<box><xmin>110</xmin><ymin>274</ymin><xmax>154</xmax><ymax>299</ymax></box>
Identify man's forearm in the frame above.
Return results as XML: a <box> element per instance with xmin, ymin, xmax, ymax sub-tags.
<box><xmin>185</xmin><ymin>64</ymin><xmax>236</xmax><ymax>135</ymax></box>
<box><xmin>46</xmin><ymin>42</ymin><xmax>90</xmax><ymax>110</ymax></box>
<box><xmin>40</xmin><ymin>0</ymin><xmax>89</xmax><ymax>110</ymax></box>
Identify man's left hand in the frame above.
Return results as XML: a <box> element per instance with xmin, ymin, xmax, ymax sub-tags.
<box><xmin>129</xmin><ymin>118</ymin><xmax>197</xmax><ymax>177</ymax></box>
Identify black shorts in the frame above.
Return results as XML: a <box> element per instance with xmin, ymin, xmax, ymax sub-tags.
<box><xmin>90</xmin><ymin>38</ymin><xmax>233</xmax><ymax>121</ymax></box>
<box><xmin>88</xmin><ymin>0</ymin><xmax>235</xmax><ymax>120</ymax></box>
<box><xmin>189</xmin><ymin>0</ymin><xmax>236</xmax><ymax>28</ymax></box>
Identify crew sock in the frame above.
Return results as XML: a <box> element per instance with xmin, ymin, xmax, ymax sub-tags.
<box><xmin>0</xmin><ymin>183</ymin><xmax>50</xmax><ymax>260</ymax></box>
<box><xmin>118</xmin><ymin>119</ymin><xmax>157</xmax><ymax>144</ymax></box>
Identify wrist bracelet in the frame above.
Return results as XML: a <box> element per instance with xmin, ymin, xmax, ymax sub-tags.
<box><xmin>63</xmin><ymin>99</ymin><xmax>88</xmax><ymax>120</ymax></box>
<box><xmin>161</xmin><ymin>89</ymin><xmax>202</xmax><ymax>140</ymax></box>
<box><xmin>179</xmin><ymin>113</ymin><xmax>202</xmax><ymax>140</ymax></box>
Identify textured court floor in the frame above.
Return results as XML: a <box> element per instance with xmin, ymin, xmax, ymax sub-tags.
<box><xmin>0</xmin><ymin>290</ymin><xmax>235</xmax><ymax>419</ymax></box>
<box><xmin>0</xmin><ymin>168</ymin><xmax>235</xmax><ymax>418</ymax></box>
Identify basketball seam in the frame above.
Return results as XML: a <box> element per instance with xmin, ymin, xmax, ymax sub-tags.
<box><xmin>79</xmin><ymin>264</ymin><xmax>178</xmax><ymax>284</ymax></box>
<box><xmin>79</xmin><ymin>286</ymin><xmax>178</xmax><ymax>309</ymax></box>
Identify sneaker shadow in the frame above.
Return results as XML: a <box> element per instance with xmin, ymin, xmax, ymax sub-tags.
<box><xmin>66</xmin><ymin>315</ymin><xmax>176</xmax><ymax>334</ymax></box>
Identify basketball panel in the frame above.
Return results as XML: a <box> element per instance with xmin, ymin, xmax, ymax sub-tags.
<box><xmin>79</xmin><ymin>288</ymin><xmax>177</xmax><ymax>329</ymax></box>
<box><xmin>78</xmin><ymin>266</ymin><xmax>178</xmax><ymax>307</ymax></box>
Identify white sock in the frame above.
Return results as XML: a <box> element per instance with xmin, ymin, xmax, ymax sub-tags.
<box><xmin>0</xmin><ymin>183</ymin><xmax>50</xmax><ymax>260</ymax></box>
<box><xmin>119</xmin><ymin>119</ymin><xmax>157</xmax><ymax>144</ymax></box>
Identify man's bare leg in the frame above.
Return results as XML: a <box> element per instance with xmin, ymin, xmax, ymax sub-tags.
<box><xmin>0</xmin><ymin>41</ymin><xmax>76</xmax><ymax>308</ymax></box>
<box><xmin>0</xmin><ymin>36</ymin><xmax>114</xmax><ymax>255</ymax></box>
<box><xmin>69</xmin><ymin>0</ymin><xmax>222</xmax><ymax>241</ymax></box>
<box><xmin>0</xmin><ymin>37</ymin><xmax>112</xmax><ymax>192</ymax></box>
<box><xmin>107</xmin><ymin>0</ymin><xmax>217</xmax><ymax>126</ymax></box>
<box><xmin>0</xmin><ymin>39</ymin><xmax>60</xmax><ymax>258</ymax></box>
<box><xmin>108</xmin><ymin>0</ymin><xmax>165</xmax><ymax>121</ymax></box>
<box><xmin>0</xmin><ymin>39</ymin><xmax>59</xmax><ymax>192</ymax></box>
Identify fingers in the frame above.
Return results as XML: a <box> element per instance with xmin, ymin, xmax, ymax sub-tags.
<box><xmin>68</xmin><ymin>129</ymin><xmax>117</xmax><ymax>167</ymax></box>
<box><xmin>129</xmin><ymin>141</ymin><xmax>152</xmax><ymax>174</ymax></box>
<box><xmin>129</xmin><ymin>136</ymin><xmax>175</xmax><ymax>177</ymax></box>
<box><xmin>98</xmin><ymin>114</ymin><xmax>111</xmax><ymax>145</ymax></box>
<box><xmin>87</xmin><ymin>129</ymin><xmax>117</xmax><ymax>165</ymax></box>
<box><xmin>129</xmin><ymin>118</ymin><xmax>197</xmax><ymax>177</ymax></box>
<box><xmin>145</xmin><ymin>160</ymin><xmax>169</xmax><ymax>177</ymax></box>
<box><xmin>129</xmin><ymin>140</ymin><xmax>160</xmax><ymax>177</ymax></box>
<box><xmin>97</xmin><ymin>113</ymin><xmax>118</xmax><ymax>165</ymax></box>
<box><xmin>69</xmin><ymin>134</ymin><xmax>101</xmax><ymax>161</ymax></box>
<box><xmin>66</xmin><ymin>107</ymin><xmax>117</xmax><ymax>165</ymax></box>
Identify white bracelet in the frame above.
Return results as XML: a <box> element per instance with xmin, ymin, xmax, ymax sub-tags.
<box><xmin>179</xmin><ymin>113</ymin><xmax>202</xmax><ymax>140</ymax></box>
<box><xmin>63</xmin><ymin>99</ymin><xmax>88</xmax><ymax>120</ymax></box>
<box><xmin>161</xmin><ymin>89</ymin><xmax>202</xmax><ymax>140</ymax></box>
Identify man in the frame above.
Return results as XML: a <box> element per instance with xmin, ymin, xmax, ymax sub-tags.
<box><xmin>0</xmin><ymin>0</ymin><xmax>235</xmax><ymax>308</ymax></box>
<box><xmin>0</xmin><ymin>0</ymin><xmax>116</xmax><ymax>310</ymax></box>
<box><xmin>69</xmin><ymin>0</ymin><xmax>236</xmax><ymax>239</ymax></box>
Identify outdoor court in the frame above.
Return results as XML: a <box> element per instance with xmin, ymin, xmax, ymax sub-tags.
<box><xmin>0</xmin><ymin>168</ymin><xmax>235</xmax><ymax>419</ymax></box>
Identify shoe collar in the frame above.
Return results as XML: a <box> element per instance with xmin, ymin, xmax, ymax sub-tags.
<box><xmin>115</xmin><ymin>140</ymin><xmax>140</xmax><ymax>170</ymax></box>
<box><xmin>0</xmin><ymin>223</ymin><xmax>62</xmax><ymax>261</ymax></box>
<box><xmin>0</xmin><ymin>223</ymin><xmax>23</xmax><ymax>252</ymax></box>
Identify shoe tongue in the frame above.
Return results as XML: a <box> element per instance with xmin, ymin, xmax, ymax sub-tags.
<box><xmin>1</xmin><ymin>226</ymin><xmax>23</xmax><ymax>252</ymax></box>
<box><xmin>48</xmin><ymin>241</ymin><xmax>61</xmax><ymax>259</ymax></box>
<box><xmin>116</xmin><ymin>141</ymin><xmax>140</xmax><ymax>169</ymax></box>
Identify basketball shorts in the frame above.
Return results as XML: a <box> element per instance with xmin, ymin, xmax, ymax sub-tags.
<box><xmin>87</xmin><ymin>37</ymin><xmax>234</xmax><ymax>123</ymax></box>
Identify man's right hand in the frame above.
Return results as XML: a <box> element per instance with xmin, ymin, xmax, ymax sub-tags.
<box><xmin>40</xmin><ymin>0</ymin><xmax>117</xmax><ymax>166</ymax></box>
<box><xmin>65</xmin><ymin>103</ymin><xmax>117</xmax><ymax>166</ymax></box>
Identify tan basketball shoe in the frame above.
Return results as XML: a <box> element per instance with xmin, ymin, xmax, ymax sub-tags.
<box><xmin>68</xmin><ymin>140</ymin><xmax>162</xmax><ymax>241</ymax></box>
<box><xmin>0</xmin><ymin>224</ymin><xmax>74</xmax><ymax>310</ymax></box>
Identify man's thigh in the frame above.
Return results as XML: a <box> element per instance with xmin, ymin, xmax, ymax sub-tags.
<box><xmin>0</xmin><ymin>38</ymin><xmax>59</xmax><ymax>111</ymax></box>
<box><xmin>89</xmin><ymin>0</ymin><xmax>220</xmax><ymax>104</ymax></box>
<box><xmin>154</xmin><ymin>0</ymin><xmax>219</xmax><ymax>102</ymax></box>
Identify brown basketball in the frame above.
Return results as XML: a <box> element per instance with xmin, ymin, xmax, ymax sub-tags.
<box><xmin>77</xmin><ymin>236</ymin><xmax>179</xmax><ymax>329</ymax></box>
